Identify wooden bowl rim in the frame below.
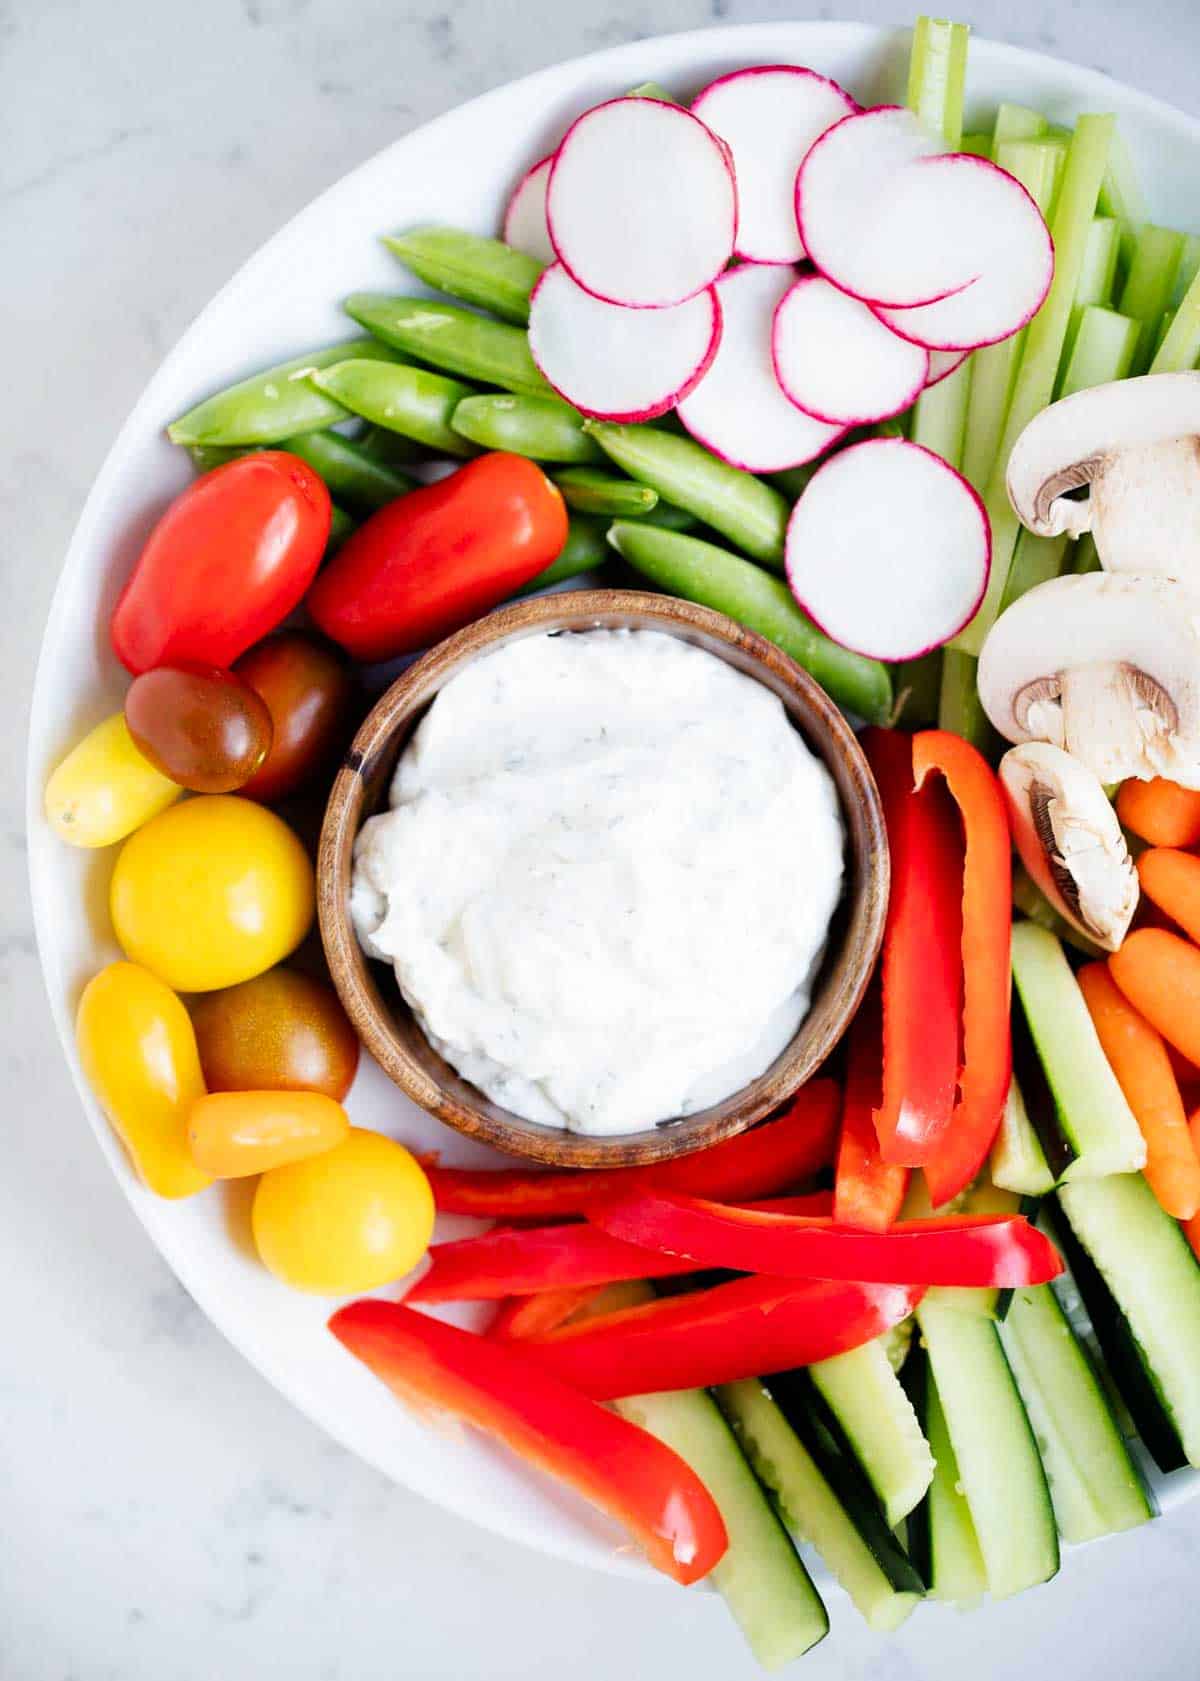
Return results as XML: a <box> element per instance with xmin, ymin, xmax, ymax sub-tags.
<box><xmin>317</xmin><ymin>589</ymin><xmax>888</xmax><ymax>1168</ymax></box>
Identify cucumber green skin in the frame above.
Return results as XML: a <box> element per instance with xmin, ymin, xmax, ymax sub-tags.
<box><xmin>515</xmin><ymin>517</ymin><xmax>609</xmax><ymax>595</ymax></box>
<box><xmin>718</xmin><ymin>1379</ymin><xmax>921</xmax><ymax>1634</ymax></box>
<box><xmin>1055</xmin><ymin>1175</ymin><xmax>1200</xmax><ymax>1470</ymax></box>
<box><xmin>383</xmin><ymin>226</ymin><xmax>543</xmax><ymax>325</ymax></box>
<box><xmin>167</xmin><ymin>339</ymin><xmax>400</xmax><ymax>447</ymax></box>
<box><xmin>310</xmin><ymin>360</ymin><xmax>478</xmax><ymax>458</ymax></box>
<box><xmin>916</xmin><ymin>1296</ymin><xmax>1059</xmax><ymax>1599</ymax></box>
<box><xmin>806</xmin><ymin>1340</ymin><xmax>934</xmax><ymax>1528</ymax></box>
<box><xmin>903</xmin><ymin>1347</ymin><xmax>988</xmax><ymax>1605</ymax></box>
<box><xmin>552</xmin><ymin>467</ymin><xmax>658</xmax><ymax>518</ymax></box>
<box><xmin>616</xmin><ymin>1388</ymin><xmax>828</xmax><ymax>1670</ymax></box>
<box><xmin>999</xmin><ymin>1284</ymin><xmax>1154</xmax><ymax>1544</ymax></box>
<box><xmin>451</xmin><ymin>393</ymin><xmax>604</xmax><ymax>464</ymax></box>
<box><xmin>607</xmin><ymin>521</ymin><xmax>893</xmax><ymax>725</ymax></box>
<box><xmin>346</xmin><ymin>292</ymin><xmax>550</xmax><ymax>396</ymax></box>
<box><xmin>588</xmin><ymin>422</ymin><xmax>790</xmax><ymax>568</ymax></box>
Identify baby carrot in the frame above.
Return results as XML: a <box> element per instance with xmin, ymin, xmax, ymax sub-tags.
<box><xmin>1117</xmin><ymin>778</ymin><xmax>1200</xmax><ymax>848</ymax></box>
<box><xmin>1109</xmin><ymin>928</ymin><xmax>1200</xmax><ymax>1071</ymax></box>
<box><xmin>1137</xmin><ymin>848</ymin><xmax>1200</xmax><ymax>944</ymax></box>
<box><xmin>1078</xmin><ymin>962</ymin><xmax>1200</xmax><ymax>1220</ymax></box>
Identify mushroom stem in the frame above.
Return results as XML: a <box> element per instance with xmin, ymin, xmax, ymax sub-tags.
<box><xmin>1059</xmin><ymin>664</ymin><xmax>1172</xmax><ymax>785</ymax></box>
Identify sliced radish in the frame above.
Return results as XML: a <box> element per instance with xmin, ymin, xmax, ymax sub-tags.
<box><xmin>691</xmin><ymin>65</ymin><xmax>857</xmax><ymax>263</ymax></box>
<box><xmin>503</xmin><ymin>153</ymin><xmax>555</xmax><ymax>264</ymax></box>
<box><xmin>676</xmin><ymin>264</ymin><xmax>845</xmax><ymax>472</ymax></box>
<box><xmin>795</xmin><ymin>106</ymin><xmax>974</xmax><ymax>308</ymax></box>
<box><xmin>546</xmin><ymin>97</ymin><xmax>737</xmax><ymax>308</ymax></box>
<box><xmin>527</xmin><ymin>263</ymin><xmax>721</xmax><ymax>421</ymax></box>
<box><xmin>772</xmin><ymin>274</ymin><xmax>928</xmax><ymax>426</ymax></box>
<box><xmin>871</xmin><ymin>157</ymin><xmax>1054</xmax><ymax>350</ymax></box>
<box><xmin>925</xmin><ymin>348</ymin><xmax>970</xmax><ymax>387</ymax></box>
<box><xmin>785</xmin><ymin>438</ymin><xmax>990</xmax><ymax>660</ymax></box>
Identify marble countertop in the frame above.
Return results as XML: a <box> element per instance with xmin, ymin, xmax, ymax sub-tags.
<box><xmin>6</xmin><ymin>1</ymin><xmax>1200</xmax><ymax>1675</ymax></box>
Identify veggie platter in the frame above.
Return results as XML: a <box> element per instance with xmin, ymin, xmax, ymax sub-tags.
<box><xmin>26</xmin><ymin>13</ymin><xmax>1200</xmax><ymax>1667</ymax></box>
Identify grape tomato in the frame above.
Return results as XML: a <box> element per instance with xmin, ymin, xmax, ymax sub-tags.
<box><xmin>124</xmin><ymin>664</ymin><xmax>273</xmax><ymax>793</ymax></box>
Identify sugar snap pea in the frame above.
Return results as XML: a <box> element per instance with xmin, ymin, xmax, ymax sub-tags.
<box><xmin>310</xmin><ymin>360</ymin><xmax>479</xmax><ymax>457</ymax></box>
<box><xmin>167</xmin><ymin>339</ymin><xmax>400</xmax><ymax>447</ymax></box>
<box><xmin>188</xmin><ymin>431</ymin><xmax>415</xmax><ymax>513</ymax></box>
<box><xmin>585</xmin><ymin>422</ymin><xmax>790</xmax><ymax>568</ymax></box>
<box><xmin>640</xmin><ymin>501</ymin><xmax>698</xmax><ymax>532</ymax></box>
<box><xmin>383</xmin><ymin>226</ymin><xmax>543</xmax><ymax>325</ymax></box>
<box><xmin>516</xmin><ymin>516</ymin><xmax>610</xmax><ymax>595</ymax></box>
<box><xmin>607</xmin><ymin>521</ymin><xmax>892</xmax><ymax>724</ymax></box>
<box><xmin>327</xmin><ymin>503</ymin><xmax>357</xmax><ymax>552</ymax></box>
<box><xmin>345</xmin><ymin>293</ymin><xmax>549</xmax><ymax>396</ymax></box>
<box><xmin>552</xmin><ymin>467</ymin><xmax>658</xmax><ymax>518</ymax></box>
<box><xmin>451</xmin><ymin>393</ymin><xmax>604</xmax><ymax>463</ymax></box>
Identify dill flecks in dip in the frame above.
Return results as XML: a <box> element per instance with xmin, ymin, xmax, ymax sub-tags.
<box><xmin>351</xmin><ymin>628</ymin><xmax>844</xmax><ymax>1134</ymax></box>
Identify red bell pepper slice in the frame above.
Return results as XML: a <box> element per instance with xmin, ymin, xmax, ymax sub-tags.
<box><xmin>912</xmin><ymin>730</ymin><xmax>1013</xmax><ymax>1209</ymax></box>
<box><xmin>329</xmin><ymin>1299</ymin><xmax>727</xmax><ymax>1586</ymax></box>
<box><xmin>490</xmin><ymin>1286</ymin><xmax>606</xmax><ymax>1342</ymax></box>
<box><xmin>524</xmin><ymin>1274</ymin><xmax>921</xmax><ymax>1400</ymax></box>
<box><xmin>834</xmin><ymin>985</ymin><xmax>909</xmax><ymax>1232</ymax></box>
<box><xmin>861</xmin><ymin>729</ymin><xmax>964</xmax><ymax>1166</ymax></box>
<box><xmin>425</xmin><ymin>1079</ymin><xmax>839</xmax><ymax>1218</ymax></box>
<box><xmin>589</xmin><ymin>1190</ymin><xmax>1062</xmax><ymax>1288</ymax></box>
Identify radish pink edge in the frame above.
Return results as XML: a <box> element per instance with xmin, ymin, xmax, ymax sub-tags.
<box><xmin>769</xmin><ymin>274</ymin><xmax>929</xmax><ymax>428</ymax></box>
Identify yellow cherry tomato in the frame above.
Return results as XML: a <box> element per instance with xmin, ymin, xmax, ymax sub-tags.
<box><xmin>45</xmin><ymin>712</ymin><xmax>181</xmax><ymax>847</ymax></box>
<box><xmin>76</xmin><ymin>961</ymin><xmax>211</xmax><ymax>1199</ymax></box>
<box><xmin>188</xmin><ymin>1090</ymin><xmax>349</xmax><ymax>1178</ymax></box>
<box><xmin>110</xmin><ymin>795</ymin><xmax>314</xmax><ymax>992</ymax></box>
<box><xmin>252</xmin><ymin>1127</ymin><xmax>434</xmax><ymax>1294</ymax></box>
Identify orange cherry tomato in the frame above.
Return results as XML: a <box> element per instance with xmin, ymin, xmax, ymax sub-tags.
<box><xmin>234</xmin><ymin>632</ymin><xmax>353</xmax><ymax>803</ymax></box>
<box><xmin>189</xmin><ymin>967</ymin><xmax>359</xmax><ymax>1099</ymax></box>
<box><xmin>124</xmin><ymin>664</ymin><xmax>273</xmax><ymax>793</ymax></box>
<box><xmin>188</xmin><ymin>1090</ymin><xmax>349</xmax><ymax>1177</ymax></box>
<box><xmin>305</xmin><ymin>452</ymin><xmax>567</xmax><ymax>661</ymax></box>
<box><xmin>110</xmin><ymin>452</ymin><xmax>331</xmax><ymax>674</ymax></box>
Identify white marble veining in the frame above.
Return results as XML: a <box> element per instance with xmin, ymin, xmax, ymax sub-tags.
<box><xmin>5</xmin><ymin>1</ymin><xmax>1200</xmax><ymax>1675</ymax></box>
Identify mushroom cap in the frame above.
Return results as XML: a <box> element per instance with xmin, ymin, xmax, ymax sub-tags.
<box><xmin>999</xmin><ymin>741</ymin><xmax>1138</xmax><ymax>952</ymax></box>
<box><xmin>1006</xmin><ymin>371</ymin><xmax>1200</xmax><ymax>539</ymax></box>
<box><xmin>978</xmin><ymin>573</ymin><xmax>1200</xmax><ymax>786</ymax></box>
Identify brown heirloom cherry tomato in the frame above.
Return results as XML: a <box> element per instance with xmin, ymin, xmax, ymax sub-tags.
<box><xmin>234</xmin><ymin>632</ymin><xmax>353</xmax><ymax>803</ymax></box>
<box><xmin>124</xmin><ymin>665</ymin><xmax>273</xmax><ymax>793</ymax></box>
<box><xmin>189</xmin><ymin>967</ymin><xmax>360</xmax><ymax>1100</ymax></box>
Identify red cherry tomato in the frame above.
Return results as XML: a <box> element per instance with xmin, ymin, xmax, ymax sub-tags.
<box><xmin>234</xmin><ymin>632</ymin><xmax>353</xmax><ymax>803</ymax></box>
<box><xmin>111</xmin><ymin>452</ymin><xmax>331</xmax><ymax>674</ymax></box>
<box><xmin>305</xmin><ymin>453</ymin><xmax>567</xmax><ymax>662</ymax></box>
<box><xmin>124</xmin><ymin>665</ymin><xmax>273</xmax><ymax>793</ymax></box>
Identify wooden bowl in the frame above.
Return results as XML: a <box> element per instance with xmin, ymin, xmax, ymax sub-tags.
<box><xmin>318</xmin><ymin>590</ymin><xmax>888</xmax><ymax>1168</ymax></box>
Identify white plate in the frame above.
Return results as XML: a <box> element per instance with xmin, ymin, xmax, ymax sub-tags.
<box><xmin>27</xmin><ymin>21</ymin><xmax>1200</xmax><ymax>1581</ymax></box>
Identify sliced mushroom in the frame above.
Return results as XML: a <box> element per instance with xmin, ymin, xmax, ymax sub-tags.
<box><xmin>999</xmin><ymin>742</ymin><xmax>1138</xmax><ymax>951</ymax></box>
<box><xmin>1006</xmin><ymin>371</ymin><xmax>1200</xmax><ymax>576</ymax></box>
<box><xmin>977</xmin><ymin>572</ymin><xmax>1200</xmax><ymax>786</ymax></box>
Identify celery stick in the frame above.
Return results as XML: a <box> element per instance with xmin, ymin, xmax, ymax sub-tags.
<box><xmin>961</xmin><ymin>139</ymin><xmax>1064</xmax><ymax>492</ymax></box>
<box><xmin>1001</xmin><ymin>529</ymin><xmax>1070</xmax><ymax>611</ymax></box>
<box><xmin>937</xmin><ymin>646</ymin><xmax>992</xmax><ymax>748</ymax></box>
<box><xmin>1153</xmin><ymin>311</ymin><xmax>1175</xmax><ymax>362</ymax></box>
<box><xmin>1152</xmin><ymin>258</ymin><xmax>1200</xmax><ymax>372</ymax></box>
<box><xmin>1098</xmin><ymin>131</ymin><xmax>1149</xmax><ymax>278</ymax></box>
<box><xmin>1071</xmin><ymin>533</ymin><xmax>1102</xmax><ymax>574</ymax></box>
<box><xmin>992</xmin><ymin>102</ymin><xmax>1048</xmax><ymax>146</ymax></box>
<box><xmin>953</xmin><ymin>113</ymin><xmax>1114</xmax><ymax>656</ymax></box>
<box><xmin>906</xmin><ymin>16</ymin><xmax>970</xmax><ymax>149</ymax></box>
<box><xmin>960</xmin><ymin>132</ymin><xmax>991</xmax><ymax>157</ymax></box>
<box><xmin>1118</xmin><ymin>224</ymin><xmax>1186</xmax><ymax>372</ymax></box>
<box><xmin>1061</xmin><ymin>217</ymin><xmax>1122</xmax><ymax>379</ymax></box>
<box><xmin>911</xmin><ymin>359</ymin><xmax>970</xmax><ymax>467</ymax></box>
<box><xmin>893</xmin><ymin>650</ymin><xmax>943</xmax><ymax>728</ymax></box>
<box><xmin>1012</xmin><ymin>864</ymin><xmax>1104</xmax><ymax>957</ymax></box>
<box><xmin>1172</xmin><ymin>234</ymin><xmax>1200</xmax><ymax>308</ymax></box>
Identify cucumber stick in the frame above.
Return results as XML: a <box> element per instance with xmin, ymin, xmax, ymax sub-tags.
<box><xmin>1057</xmin><ymin>1173</ymin><xmax>1200</xmax><ymax>1469</ymax></box>
<box><xmin>990</xmin><ymin>1078</ymin><xmax>1056</xmax><ymax>1196</ymax></box>
<box><xmin>808</xmin><ymin>1339</ymin><xmax>934</xmax><ymax>1527</ymax></box>
<box><xmin>916</xmin><ymin>1296</ymin><xmax>1059</xmax><ymax>1598</ymax></box>
<box><xmin>617</xmin><ymin>1388</ymin><xmax>828</xmax><ymax>1668</ymax></box>
<box><xmin>718</xmin><ymin>1379</ymin><xmax>922</xmax><ymax>1633</ymax></box>
<box><xmin>1011</xmin><ymin>922</ymin><xmax>1146</xmax><ymax>1178</ymax></box>
<box><xmin>999</xmin><ymin>1285</ymin><xmax>1154</xmax><ymax>1543</ymax></box>
<box><xmin>905</xmin><ymin>1348</ymin><xmax>987</xmax><ymax>1605</ymax></box>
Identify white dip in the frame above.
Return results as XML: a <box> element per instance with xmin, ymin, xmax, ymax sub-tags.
<box><xmin>351</xmin><ymin>629</ymin><xmax>845</xmax><ymax>1135</ymax></box>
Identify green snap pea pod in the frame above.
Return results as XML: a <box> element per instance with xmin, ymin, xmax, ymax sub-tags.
<box><xmin>552</xmin><ymin>467</ymin><xmax>658</xmax><ymax>518</ymax></box>
<box><xmin>185</xmin><ymin>431</ymin><xmax>413</xmax><ymax>512</ymax></box>
<box><xmin>345</xmin><ymin>292</ymin><xmax>550</xmax><ymax>396</ymax></box>
<box><xmin>640</xmin><ymin>500</ymin><xmax>698</xmax><ymax>532</ymax></box>
<box><xmin>585</xmin><ymin>422</ymin><xmax>790</xmax><ymax>568</ymax></box>
<box><xmin>769</xmin><ymin>464</ymin><xmax>820</xmax><ymax>502</ymax></box>
<box><xmin>516</xmin><ymin>516</ymin><xmax>610</xmax><ymax>596</ymax></box>
<box><xmin>309</xmin><ymin>360</ymin><xmax>479</xmax><ymax>458</ymax></box>
<box><xmin>451</xmin><ymin>393</ymin><xmax>604</xmax><ymax>463</ymax></box>
<box><xmin>355</xmin><ymin>424</ymin><xmax>428</xmax><ymax>465</ymax></box>
<box><xmin>327</xmin><ymin>503</ymin><xmax>357</xmax><ymax>553</ymax></box>
<box><xmin>167</xmin><ymin>339</ymin><xmax>400</xmax><ymax>447</ymax></box>
<box><xmin>607</xmin><ymin>522</ymin><xmax>892</xmax><ymax>724</ymax></box>
<box><xmin>383</xmin><ymin>226</ymin><xmax>543</xmax><ymax>326</ymax></box>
